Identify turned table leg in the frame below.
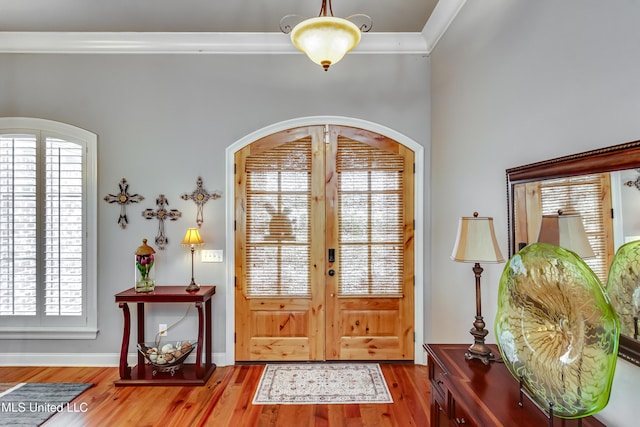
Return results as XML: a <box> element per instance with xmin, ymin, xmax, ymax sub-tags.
<box><xmin>195</xmin><ymin>302</ymin><xmax>204</xmax><ymax>378</ymax></box>
<box><xmin>137</xmin><ymin>302</ymin><xmax>145</xmax><ymax>377</ymax></box>
<box><xmin>205</xmin><ymin>298</ymin><xmax>212</xmax><ymax>369</ymax></box>
<box><xmin>118</xmin><ymin>302</ymin><xmax>131</xmax><ymax>380</ymax></box>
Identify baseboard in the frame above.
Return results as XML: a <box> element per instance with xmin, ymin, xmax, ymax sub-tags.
<box><xmin>0</xmin><ymin>352</ymin><xmax>228</xmax><ymax>367</ymax></box>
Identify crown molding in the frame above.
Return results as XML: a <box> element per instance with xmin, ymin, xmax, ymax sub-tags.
<box><xmin>422</xmin><ymin>0</ymin><xmax>467</xmax><ymax>54</ymax></box>
<box><xmin>0</xmin><ymin>1</ymin><xmax>465</xmax><ymax>55</ymax></box>
<box><xmin>0</xmin><ymin>32</ymin><xmax>427</xmax><ymax>54</ymax></box>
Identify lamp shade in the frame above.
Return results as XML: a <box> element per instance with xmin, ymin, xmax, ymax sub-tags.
<box><xmin>182</xmin><ymin>228</ymin><xmax>204</xmax><ymax>246</ymax></box>
<box><xmin>290</xmin><ymin>16</ymin><xmax>361</xmax><ymax>70</ymax></box>
<box><xmin>451</xmin><ymin>214</ymin><xmax>505</xmax><ymax>263</ymax></box>
<box><xmin>537</xmin><ymin>213</ymin><xmax>595</xmax><ymax>258</ymax></box>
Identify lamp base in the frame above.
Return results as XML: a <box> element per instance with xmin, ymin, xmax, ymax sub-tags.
<box><xmin>463</xmin><ymin>263</ymin><xmax>499</xmax><ymax>365</ymax></box>
<box><xmin>465</xmin><ymin>343</ymin><xmax>496</xmax><ymax>365</ymax></box>
<box><xmin>185</xmin><ymin>279</ymin><xmax>200</xmax><ymax>293</ymax></box>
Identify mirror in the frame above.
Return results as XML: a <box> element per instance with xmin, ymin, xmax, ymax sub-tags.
<box><xmin>506</xmin><ymin>140</ymin><xmax>640</xmax><ymax>367</ymax></box>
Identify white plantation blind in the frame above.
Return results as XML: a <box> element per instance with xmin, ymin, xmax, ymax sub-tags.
<box><xmin>244</xmin><ymin>139</ymin><xmax>312</xmax><ymax>297</ymax></box>
<box><xmin>1</xmin><ymin>134</ymin><xmax>84</xmax><ymax>317</ymax></box>
<box><xmin>45</xmin><ymin>139</ymin><xmax>84</xmax><ymax>315</ymax></box>
<box><xmin>337</xmin><ymin>138</ymin><xmax>405</xmax><ymax>296</ymax></box>
<box><xmin>0</xmin><ymin>136</ymin><xmax>37</xmax><ymax>315</ymax></box>
<box><xmin>540</xmin><ymin>173</ymin><xmax>610</xmax><ymax>282</ymax></box>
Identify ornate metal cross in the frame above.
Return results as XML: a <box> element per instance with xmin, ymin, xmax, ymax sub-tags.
<box><xmin>625</xmin><ymin>171</ymin><xmax>640</xmax><ymax>191</ymax></box>
<box><xmin>103</xmin><ymin>178</ymin><xmax>144</xmax><ymax>229</ymax></box>
<box><xmin>142</xmin><ymin>194</ymin><xmax>182</xmax><ymax>250</ymax></box>
<box><xmin>181</xmin><ymin>176</ymin><xmax>221</xmax><ymax>227</ymax></box>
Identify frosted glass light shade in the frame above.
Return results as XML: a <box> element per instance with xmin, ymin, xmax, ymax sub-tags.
<box><xmin>291</xmin><ymin>17</ymin><xmax>361</xmax><ymax>71</ymax></box>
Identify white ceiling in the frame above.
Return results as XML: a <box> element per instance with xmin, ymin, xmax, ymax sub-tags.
<box><xmin>0</xmin><ymin>0</ymin><xmax>438</xmax><ymax>33</ymax></box>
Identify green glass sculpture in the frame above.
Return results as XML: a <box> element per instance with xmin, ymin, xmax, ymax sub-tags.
<box><xmin>495</xmin><ymin>242</ymin><xmax>619</xmax><ymax>419</ymax></box>
<box><xmin>607</xmin><ymin>240</ymin><xmax>640</xmax><ymax>338</ymax></box>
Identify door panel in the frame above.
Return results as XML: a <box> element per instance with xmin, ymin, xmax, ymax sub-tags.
<box><xmin>235</xmin><ymin>125</ymin><xmax>413</xmax><ymax>361</ymax></box>
<box><xmin>325</xmin><ymin>129</ymin><xmax>414</xmax><ymax>360</ymax></box>
<box><xmin>235</xmin><ymin>127</ymin><xmax>325</xmax><ymax>361</ymax></box>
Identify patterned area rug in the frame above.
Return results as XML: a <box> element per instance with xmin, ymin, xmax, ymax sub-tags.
<box><xmin>0</xmin><ymin>382</ymin><xmax>93</xmax><ymax>426</ymax></box>
<box><xmin>252</xmin><ymin>363</ymin><xmax>393</xmax><ymax>405</ymax></box>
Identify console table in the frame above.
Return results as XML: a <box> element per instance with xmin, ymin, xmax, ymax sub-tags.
<box><xmin>114</xmin><ymin>286</ymin><xmax>216</xmax><ymax>386</ymax></box>
<box><xmin>424</xmin><ymin>344</ymin><xmax>606</xmax><ymax>427</ymax></box>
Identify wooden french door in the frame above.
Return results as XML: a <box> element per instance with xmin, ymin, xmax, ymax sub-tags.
<box><xmin>234</xmin><ymin>125</ymin><xmax>414</xmax><ymax>361</ymax></box>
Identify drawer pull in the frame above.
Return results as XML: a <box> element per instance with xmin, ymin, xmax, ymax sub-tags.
<box><xmin>455</xmin><ymin>417</ymin><xmax>467</xmax><ymax>425</ymax></box>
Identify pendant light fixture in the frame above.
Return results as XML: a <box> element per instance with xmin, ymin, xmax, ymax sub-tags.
<box><xmin>280</xmin><ymin>0</ymin><xmax>372</xmax><ymax>71</ymax></box>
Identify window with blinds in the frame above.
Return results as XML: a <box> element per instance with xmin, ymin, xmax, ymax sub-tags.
<box><xmin>45</xmin><ymin>139</ymin><xmax>84</xmax><ymax>315</ymax></box>
<box><xmin>244</xmin><ymin>139</ymin><xmax>312</xmax><ymax>297</ymax></box>
<box><xmin>539</xmin><ymin>173</ymin><xmax>611</xmax><ymax>282</ymax></box>
<box><xmin>337</xmin><ymin>139</ymin><xmax>404</xmax><ymax>296</ymax></box>
<box><xmin>1</xmin><ymin>134</ymin><xmax>84</xmax><ymax>317</ymax></box>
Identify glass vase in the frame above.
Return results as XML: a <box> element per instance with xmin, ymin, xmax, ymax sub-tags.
<box><xmin>135</xmin><ymin>238</ymin><xmax>156</xmax><ymax>293</ymax></box>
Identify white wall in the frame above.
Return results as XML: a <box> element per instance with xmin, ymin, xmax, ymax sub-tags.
<box><xmin>430</xmin><ymin>1</ymin><xmax>640</xmax><ymax>426</ymax></box>
<box><xmin>0</xmin><ymin>53</ymin><xmax>430</xmax><ymax>362</ymax></box>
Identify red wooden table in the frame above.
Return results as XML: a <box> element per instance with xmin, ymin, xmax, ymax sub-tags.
<box><xmin>114</xmin><ymin>286</ymin><xmax>216</xmax><ymax>386</ymax></box>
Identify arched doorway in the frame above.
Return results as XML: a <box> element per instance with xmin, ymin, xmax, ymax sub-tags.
<box><xmin>224</xmin><ymin>117</ymin><xmax>424</xmax><ymax>364</ymax></box>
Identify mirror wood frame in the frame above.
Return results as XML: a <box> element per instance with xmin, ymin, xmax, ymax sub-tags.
<box><xmin>506</xmin><ymin>139</ymin><xmax>640</xmax><ymax>367</ymax></box>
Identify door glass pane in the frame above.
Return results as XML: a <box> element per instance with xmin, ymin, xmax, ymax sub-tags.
<box><xmin>245</xmin><ymin>139</ymin><xmax>311</xmax><ymax>297</ymax></box>
<box><xmin>337</xmin><ymin>138</ymin><xmax>404</xmax><ymax>296</ymax></box>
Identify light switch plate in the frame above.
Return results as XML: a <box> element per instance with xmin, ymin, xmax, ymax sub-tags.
<box><xmin>201</xmin><ymin>249</ymin><xmax>223</xmax><ymax>263</ymax></box>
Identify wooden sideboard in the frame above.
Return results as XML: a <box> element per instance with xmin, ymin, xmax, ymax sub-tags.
<box><xmin>424</xmin><ymin>344</ymin><xmax>606</xmax><ymax>427</ymax></box>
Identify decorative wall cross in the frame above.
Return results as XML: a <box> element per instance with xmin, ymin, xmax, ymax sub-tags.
<box><xmin>142</xmin><ymin>194</ymin><xmax>182</xmax><ymax>250</ymax></box>
<box><xmin>103</xmin><ymin>178</ymin><xmax>144</xmax><ymax>229</ymax></box>
<box><xmin>625</xmin><ymin>170</ymin><xmax>640</xmax><ymax>191</ymax></box>
<box><xmin>181</xmin><ymin>176</ymin><xmax>222</xmax><ymax>227</ymax></box>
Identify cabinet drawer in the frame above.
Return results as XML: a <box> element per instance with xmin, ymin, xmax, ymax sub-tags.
<box><xmin>431</xmin><ymin>389</ymin><xmax>449</xmax><ymax>427</ymax></box>
<box><xmin>450</xmin><ymin>400</ymin><xmax>477</xmax><ymax>427</ymax></box>
<box><xmin>428</xmin><ymin>357</ymin><xmax>448</xmax><ymax>400</ymax></box>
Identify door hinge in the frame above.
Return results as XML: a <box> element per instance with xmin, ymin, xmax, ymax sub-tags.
<box><xmin>234</xmin><ymin>220</ymin><xmax>236</xmax><ymax>231</ymax></box>
<box><xmin>234</xmin><ymin>276</ymin><xmax>237</xmax><ymax>287</ymax></box>
<box><xmin>324</xmin><ymin>124</ymin><xmax>330</xmax><ymax>144</ymax></box>
<box><xmin>234</xmin><ymin>163</ymin><xmax>237</xmax><ymax>174</ymax></box>
<box><xmin>413</xmin><ymin>332</ymin><xmax>416</xmax><ymax>343</ymax></box>
<box><xmin>611</xmin><ymin>208</ymin><xmax>614</xmax><ymax>219</ymax></box>
<box><xmin>234</xmin><ymin>333</ymin><xmax>236</xmax><ymax>343</ymax></box>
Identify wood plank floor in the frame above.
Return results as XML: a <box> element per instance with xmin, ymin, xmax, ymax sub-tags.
<box><xmin>0</xmin><ymin>363</ymin><xmax>431</xmax><ymax>426</ymax></box>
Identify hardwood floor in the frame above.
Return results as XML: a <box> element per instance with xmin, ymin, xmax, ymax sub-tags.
<box><xmin>0</xmin><ymin>363</ymin><xmax>430</xmax><ymax>426</ymax></box>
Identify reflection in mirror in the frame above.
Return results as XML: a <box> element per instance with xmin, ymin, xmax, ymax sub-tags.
<box><xmin>607</xmin><ymin>240</ymin><xmax>640</xmax><ymax>340</ymax></box>
<box><xmin>506</xmin><ymin>141</ymin><xmax>640</xmax><ymax>367</ymax></box>
<box><xmin>512</xmin><ymin>173</ymin><xmax>613</xmax><ymax>283</ymax></box>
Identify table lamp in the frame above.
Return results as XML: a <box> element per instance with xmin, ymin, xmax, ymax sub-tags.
<box><xmin>537</xmin><ymin>210</ymin><xmax>595</xmax><ymax>258</ymax></box>
<box><xmin>182</xmin><ymin>228</ymin><xmax>204</xmax><ymax>292</ymax></box>
<box><xmin>451</xmin><ymin>212</ymin><xmax>505</xmax><ymax>364</ymax></box>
